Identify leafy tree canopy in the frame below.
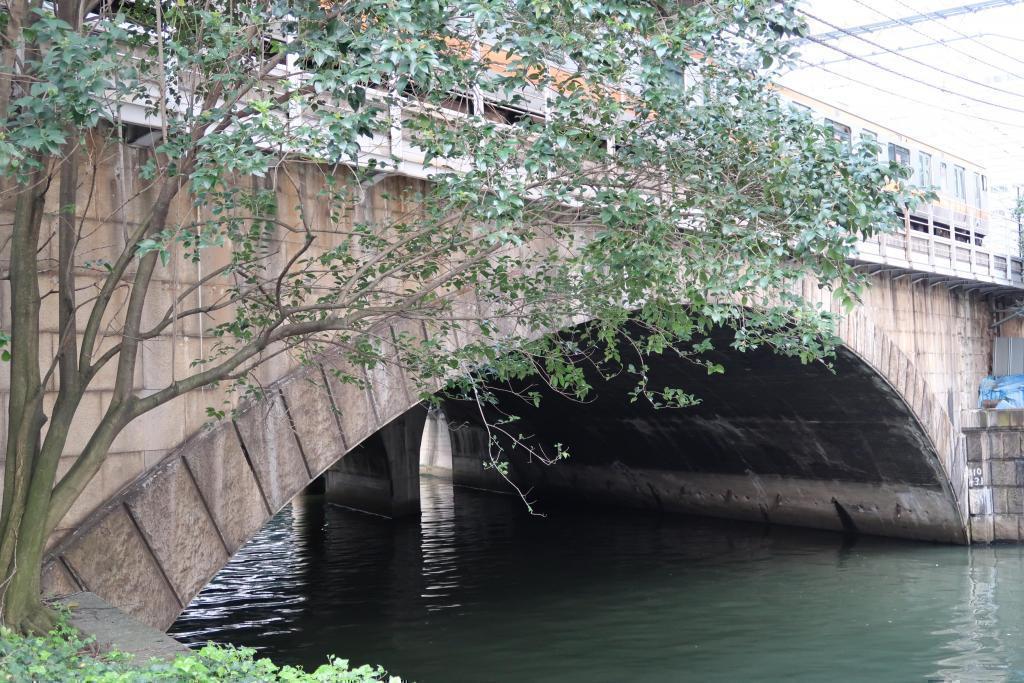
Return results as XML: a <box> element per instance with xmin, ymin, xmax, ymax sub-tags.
<box><xmin>0</xmin><ymin>0</ymin><xmax>916</xmax><ymax>632</ymax></box>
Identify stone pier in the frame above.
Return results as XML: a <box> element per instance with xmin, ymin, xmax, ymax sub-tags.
<box><xmin>964</xmin><ymin>409</ymin><xmax>1024</xmax><ymax>542</ymax></box>
<box><xmin>325</xmin><ymin>406</ymin><xmax>427</xmax><ymax>518</ymax></box>
<box><xmin>418</xmin><ymin>409</ymin><xmax>453</xmax><ymax>475</ymax></box>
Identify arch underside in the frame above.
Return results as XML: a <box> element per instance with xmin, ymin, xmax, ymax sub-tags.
<box><xmin>446</xmin><ymin>333</ymin><xmax>966</xmax><ymax>545</ymax></box>
<box><xmin>39</xmin><ymin>318</ymin><xmax>966</xmax><ymax>631</ymax></box>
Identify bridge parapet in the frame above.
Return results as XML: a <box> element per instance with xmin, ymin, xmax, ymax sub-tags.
<box><xmin>856</xmin><ymin>227</ymin><xmax>1024</xmax><ymax>290</ymax></box>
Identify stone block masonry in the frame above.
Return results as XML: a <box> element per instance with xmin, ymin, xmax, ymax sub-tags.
<box><xmin>964</xmin><ymin>409</ymin><xmax>1024</xmax><ymax>542</ymax></box>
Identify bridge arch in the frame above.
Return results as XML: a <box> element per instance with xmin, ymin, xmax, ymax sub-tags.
<box><xmin>446</xmin><ymin>311</ymin><xmax>966</xmax><ymax>544</ymax></box>
<box><xmin>39</xmin><ymin>306</ymin><xmax>966</xmax><ymax>630</ymax></box>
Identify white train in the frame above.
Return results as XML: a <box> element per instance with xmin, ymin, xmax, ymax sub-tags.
<box><xmin>780</xmin><ymin>86</ymin><xmax>995</xmax><ymax>250</ymax></box>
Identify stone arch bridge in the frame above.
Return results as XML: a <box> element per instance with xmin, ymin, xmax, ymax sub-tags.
<box><xmin>35</xmin><ymin>254</ymin><xmax>1024</xmax><ymax>630</ymax></box>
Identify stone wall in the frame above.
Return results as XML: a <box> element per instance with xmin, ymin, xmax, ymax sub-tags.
<box><xmin>0</xmin><ymin>136</ymin><xmax>426</xmax><ymax>546</ymax></box>
<box><xmin>808</xmin><ymin>273</ymin><xmax>1021</xmax><ymax>423</ymax></box>
<box><xmin>964</xmin><ymin>409</ymin><xmax>1024</xmax><ymax>542</ymax></box>
<box><xmin>13</xmin><ymin>139</ymin><xmax>1024</xmax><ymax>631</ymax></box>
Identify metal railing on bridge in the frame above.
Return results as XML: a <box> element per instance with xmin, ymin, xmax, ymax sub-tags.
<box><xmin>856</xmin><ymin>228</ymin><xmax>1024</xmax><ymax>290</ymax></box>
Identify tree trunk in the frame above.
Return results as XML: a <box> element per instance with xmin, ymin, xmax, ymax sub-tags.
<box><xmin>0</xmin><ymin>1</ymin><xmax>88</xmax><ymax>633</ymax></box>
<box><xmin>0</xmin><ymin>497</ymin><xmax>54</xmax><ymax>634</ymax></box>
<box><xmin>0</xmin><ymin>168</ymin><xmax>50</xmax><ymax>633</ymax></box>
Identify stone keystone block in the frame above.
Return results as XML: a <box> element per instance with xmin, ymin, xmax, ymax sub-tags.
<box><xmin>965</xmin><ymin>431</ymin><xmax>985</xmax><ymax>462</ymax></box>
<box><xmin>994</xmin><ymin>514</ymin><xmax>1021</xmax><ymax>542</ymax></box>
<box><xmin>364</xmin><ymin>332</ymin><xmax>414</xmax><ymax>427</ymax></box>
<box><xmin>1000</xmin><ymin>431</ymin><xmax>1023</xmax><ymax>459</ymax></box>
<box><xmin>125</xmin><ymin>458</ymin><xmax>229</xmax><ymax>607</ymax></box>
<box><xmin>40</xmin><ymin>560</ymin><xmax>80</xmax><ymax>598</ymax></box>
<box><xmin>62</xmin><ymin>506</ymin><xmax>182</xmax><ymax>630</ymax></box>
<box><xmin>184</xmin><ymin>425</ymin><xmax>269</xmax><ymax>553</ymax></box>
<box><xmin>971</xmin><ymin>514</ymin><xmax>994</xmax><ymax>544</ymax></box>
<box><xmin>969</xmin><ymin>487</ymin><xmax>993</xmax><ymax>516</ymax></box>
<box><xmin>279</xmin><ymin>374</ymin><xmax>346</xmax><ymax>476</ymax></box>
<box><xmin>1005</xmin><ymin>486</ymin><xmax>1024</xmax><ymax>515</ymax></box>
<box><xmin>233</xmin><ymin>392</ymin><xmax>311</xmax><ymax>513</ymax></box>
<box><xmin>990</xmin><ymin>460</ymin><xmax>1017</xmax><ymax>487</ymax></box>
<box><xmin>967</xmin><ymin>461</ymin><xmax>987</xmax><ymax>489</ymax></box>
<box><xmin>322</xmin><ymin>363</ymin><xmax>377</xmax><ymax>450</ymax></box>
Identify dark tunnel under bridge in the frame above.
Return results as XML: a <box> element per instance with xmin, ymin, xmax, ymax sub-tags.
<box><xmin>333</xmin><ymin>328</ymin><xmax>964</xmax><ymax>544</ymax></box>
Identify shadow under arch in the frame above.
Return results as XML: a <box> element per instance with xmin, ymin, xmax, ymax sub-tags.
<box><xmin>443</xmin><ymin>330</ymin><xmax>965</xmax><ymax>546</ymax></box>
<box><xmin>38</xmin><ymin>307</ymin><xmax>967</xmax><ymax>630</ymax></box>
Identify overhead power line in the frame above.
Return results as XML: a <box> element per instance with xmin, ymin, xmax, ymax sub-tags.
<box><xmin>805</xmin><ymin>34</ymin><xmax>1006</xmax><ymax>69</ymax></box>
<box><xmin>848</xmin><ymin>0</ymin><xmax>1024</xmax><ymax>79</ymax></box>
<box><xmin>810</xmin><ymin>0</ymin><xmax>1024</xmax><ymax>41</ymax></box>
<box><xmin>803</xmin><ymin>10</ymin><xmax>1024</xmax><ymax>100</ymax></box>
<box><xmin>890</xmin><ymin>0</ymin><xmax>1024</xmax><ymax>69</ymax></box>
<box><xmin>789</xmin><ymin>57</ymin><xmax>1024</xmax><ymax>131</ymax></box>
<box><xmin>800</xmin><ymin>31</ymin><xmax>1024</xmax><ymax>115</ymax></box>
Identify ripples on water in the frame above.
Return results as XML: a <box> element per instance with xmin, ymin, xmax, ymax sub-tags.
<box><xmin>170</xmin><ymin>476</ymin><xmax>1024</xmax><ymax>682</ymax></box>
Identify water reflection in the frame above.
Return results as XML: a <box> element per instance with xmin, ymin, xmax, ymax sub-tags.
<box><xmin>929</xmin><ymin>547</ymin><xmax>1024</xmax><ymax>682</ymax></box>
<box><xmin>171</xmin><ymin>476</ymin><xmax>1024</xmax><ymax>682</ymax></box>
<box><xmin>420</xmin><ymin>477</ymin><xmax>460</xmax><ymax>611</ymax></box>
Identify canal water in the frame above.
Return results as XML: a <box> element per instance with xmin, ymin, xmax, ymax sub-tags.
<box><xmin>170</xmin><ymin>476</ymin><xmax>1024</xmax><ymax>682</ymax></box>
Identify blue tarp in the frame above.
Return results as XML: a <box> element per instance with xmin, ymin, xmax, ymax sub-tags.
<box><xmin>979</xmin><ymin>374</ymin><xmax>1024</xmax><ymax>409</ymax></box>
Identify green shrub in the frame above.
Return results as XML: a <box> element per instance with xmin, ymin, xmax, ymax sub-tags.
<box><xmin>0</xmin><ymin>620</ymin><xmax>399</xmax><ymax>682</ymax></box>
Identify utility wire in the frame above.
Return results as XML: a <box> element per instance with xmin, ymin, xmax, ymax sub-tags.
<box><xmin>788</xmin><ymin>57</ymin><xmax>1024</xmax><ymax>131</ymax></box>
<box><xmin>800</xmin><ymin>31</ymin><xmax>1024</xmax><ymax>114</ymax></box>
<box><xmin>806</xmin><ymin>34</ymin><xmax>1005</xmax><ymax>70</ymax></box>
<box><xmin>848</xmin><ymin>0</ymin><xmax>1024</xmax><ymax>80</ymax></box>
<box><xmin>811</xmin><ymin>0</ymin><xmax>1024</xmax><ymax>40</ymax></box>
<box><xmin>803</xmin><ymin>10</ymin><xmax>1024</xmax><ymax>100</ymax></box>
<box><xmin>890</xmin><ymin>0</ymin><xmax>1024</xmax><ymax>69</ymax></box>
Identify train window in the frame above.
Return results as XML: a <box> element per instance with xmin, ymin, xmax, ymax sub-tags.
<box><xmin>954</xmin><ymin>166</ymin><xmax>967</xmax><ymax>201</ymax></box>
<box><xmin>909</xmin><ymin>214</ymin><xmax>929</xmax><ymax>233</ymax></box>
<box><xmin>888</xmin><ymin>143</ymin><xmax>910</xmax><ymax>167</ymax></box>
<box><xmin>824</xmin><ymin>119</ymin><xmax>851</xmax><ymax>151</ymax></box>
<box><xmin>918</xmin><ymin>152</ymin><xmax>932</xmax><ymax>186</ymax></box>
<box><xmin>116</xmin><ymin>121</ymin><xmax>162</xmax><ymax>148</ymax></box>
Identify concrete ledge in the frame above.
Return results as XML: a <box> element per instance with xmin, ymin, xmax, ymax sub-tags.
<box><xmin>54</xmin><ymin>592</ymin><xmax>188</xmax><ymax>661</ymax></box>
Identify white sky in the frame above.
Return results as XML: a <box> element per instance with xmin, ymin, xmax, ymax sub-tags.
<box><xmin>779</xmin><ymin>0</ymin><xmax>1024</xmax><ymax>197</ymax></box>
